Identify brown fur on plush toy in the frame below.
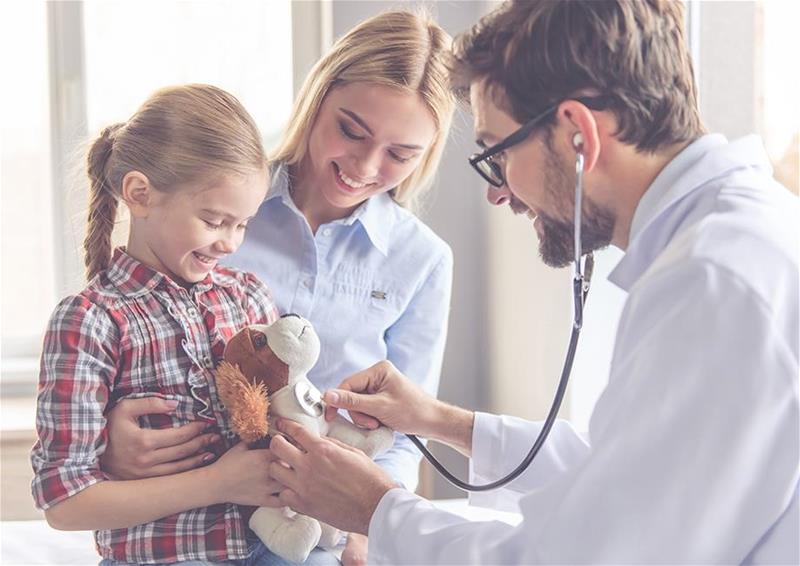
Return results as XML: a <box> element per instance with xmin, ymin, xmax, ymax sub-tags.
<box><xmin>215</xmin><ymin>362</ymin><xmax>270</xmax><ymax>444</ymax></box>
<box><xmin>215</xmin><ymin>326</ymin><xmax>290</xmax><ymax>445</ymax></box>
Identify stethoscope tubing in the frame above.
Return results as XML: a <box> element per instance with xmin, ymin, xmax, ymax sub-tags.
<box><xmin>408</xmin><ymin>150</ymin><xmax>591</xmax><ymax>493</ymax></box>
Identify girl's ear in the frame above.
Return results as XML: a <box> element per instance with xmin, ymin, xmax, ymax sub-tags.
<box><xmin>121</xmin><ymin>171</ymin><xmax>154</xmax><ymax>218</ymax></box>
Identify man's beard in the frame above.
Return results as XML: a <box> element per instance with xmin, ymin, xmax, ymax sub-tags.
<box><xmin>509</xmin><ymin>136</ymin><xmax>615</xmax><ymax>268</ymax></box>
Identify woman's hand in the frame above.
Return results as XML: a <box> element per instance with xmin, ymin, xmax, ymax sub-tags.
<box><xmin>323</xmin><ymin>360</ymin><xmax>441</xmax><ymax>436</ymax></box>
<box><xmin>101</xmin><ymin>397</ymin><xmax>220</xmax><ymax>479</ymax></box>
<box><xmin>267</xmin><ymin>418</ymin><xmax>399</xmax><ymax>535</ymax></box>
<box><xmin>208</xmin><ymin>442</ymin><xmax>282</xmax><ymax>507</ymax></box>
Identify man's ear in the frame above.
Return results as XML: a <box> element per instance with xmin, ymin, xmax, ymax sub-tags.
<box><xmin>121</xmin><ymin>171</ymin><xmax>155</xmax><ymax>218</ymax></box>
<box><xmin>556</xmin><ymin>100</ymin><xmax>602</xmax><ymax>172</ymax></box>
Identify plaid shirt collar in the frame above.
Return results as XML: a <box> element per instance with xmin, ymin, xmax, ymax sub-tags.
<box><xmin>106</xmin><ymin>247</ymin><xmax>235</xmax><ymax>297</ymax></box>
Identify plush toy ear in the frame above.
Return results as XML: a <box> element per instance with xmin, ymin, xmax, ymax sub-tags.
<box><xmin>216</xmin><ymin>361</ymin><xmax>269</xmax><ymax>444</ymax></box>
<box><xmin>224</xmin><ymin>327</ymin><xmax>289</xmax><ymax>392</ymax></box>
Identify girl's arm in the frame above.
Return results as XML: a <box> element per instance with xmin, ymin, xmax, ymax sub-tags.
<box><xmin>45</xmin><ymin>441</ymin><xmax>278</xmax><ymax>530</ymax></box>
<box><xmin>32</xmin><ymin>296</ymin><xmax>278</xmax><ymax>531</ymax></box>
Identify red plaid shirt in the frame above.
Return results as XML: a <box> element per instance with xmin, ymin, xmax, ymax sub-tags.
<box><xmin>31</xmin><ymin>248</ymin><xmax>279</xmax><ymax>563</ymax></box>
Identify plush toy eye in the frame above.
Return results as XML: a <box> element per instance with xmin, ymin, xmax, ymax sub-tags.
<box><xmin>252</xmin><ymin>331</ymin><xmax>268</xmax><ymax>349</ymax></box>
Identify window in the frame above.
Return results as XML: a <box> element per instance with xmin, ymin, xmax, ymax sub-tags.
<box><xmin>757</xmin><ymin>1</ymin><xmax>799</xmax><ymax>195</ymax></box>
<box><xmin>1</xmin><ymin>1</ymin><xmax>294</xmax><ymax>394</ymax></box>
<box><xmin>0</xmin><ymin>2</ymin><xmax>54</xmax><ymax>381</ymax></box>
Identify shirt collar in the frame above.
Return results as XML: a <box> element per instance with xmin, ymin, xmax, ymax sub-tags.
<box><xmin>105</xmin><ymin>247</ymin><xmax>228</xmax><ymax>297</ymax></box>
<box><xmin>351</xmin><ymin>191</ymin><xmax>396</xmax><ymax>255</ymax></box>
<box><xmin>105</xmin><ymin>247</ymin><xmax>170</xmax><ymax>297</ymax></box>
<box><xmin>266</xmin><ymin>161</ymin><xmax>396</xmax><ymax>256</ymax></box>
<box><xmin>609</xmin><ymin>134</ymin><xmax>772</xmax><ymax>290</ymax></box>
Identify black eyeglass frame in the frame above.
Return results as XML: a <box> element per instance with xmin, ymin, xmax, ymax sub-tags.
<box><xmin>469</xmin><ymin>95</ymin><xmax>611</xmax><ymax>187</ymax></box>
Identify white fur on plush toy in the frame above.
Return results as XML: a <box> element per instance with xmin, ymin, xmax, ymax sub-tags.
<box><xmin>247</xmin><ymin>314</ymin><xmax>394</xmax><ymax>563</ymax></box>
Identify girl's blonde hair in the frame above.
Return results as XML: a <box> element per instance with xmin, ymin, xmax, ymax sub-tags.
<box><xmin>272</xmin><ymin>10</ymin><xmax>456</xmax><ymax>211</ymax></box>
<box><xmin>84</xmin><ymin>84</ymin><xmax>267</xmax><ymax>280</ymax></box>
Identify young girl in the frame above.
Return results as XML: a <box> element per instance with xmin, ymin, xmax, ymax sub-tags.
<box><xmin>31</xmin><ymin>84</ymin><xmax>282</xmax><ymax>564</ymax></box>
<box><xmin>102</xmin><ymin>10</ymin><xmax>457</xmax><ymax>565</ymax></box>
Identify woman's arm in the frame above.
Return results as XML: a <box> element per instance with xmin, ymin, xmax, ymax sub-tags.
<box><xmin>377</xmin><ymin>248</ymin><xmax>454</xmax><ymax>488</ymax></box>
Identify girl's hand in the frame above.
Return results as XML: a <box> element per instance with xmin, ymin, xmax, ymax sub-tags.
<box><xmin>209</xmin><ymin>442</ymin><xmax>281</xmax><ymax>506</ymax></box>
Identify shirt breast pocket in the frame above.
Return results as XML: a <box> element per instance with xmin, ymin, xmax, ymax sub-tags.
<box><xmin>328</xmin><ymin>268</ymin><xmax>405</xmax><ymax>328</ymax></box>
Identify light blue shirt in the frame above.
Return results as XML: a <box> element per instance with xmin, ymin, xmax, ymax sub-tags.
<box><xmin>225</xmin><ymin>164</ymin><xmax>453</xmax><ymax>490</ymax></box>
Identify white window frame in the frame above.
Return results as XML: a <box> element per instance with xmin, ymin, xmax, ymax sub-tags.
<box><xmin>1</xmin><ymin>1</ymin><xmax>320</xmax><ymax>398</ymax></box>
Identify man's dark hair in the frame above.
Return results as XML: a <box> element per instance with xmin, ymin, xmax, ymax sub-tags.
<box><xmin>451</xmin><ymin>0</ymin><xmax>705</xmax><ymax>152</ymax></box>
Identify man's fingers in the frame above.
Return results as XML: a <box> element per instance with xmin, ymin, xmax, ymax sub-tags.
<box><xmin>324</xmin><ymin>404</ymin><xmax>339</xmax><ymax>422</ymax></box>
<box><xmin>275</xmin><ymin>419</ymin><xmax>320</xmax><ymax>451</ymax></box>
<box><xmin>323</xmin><ymin>405</ymin><xmax>379</xmax><ymax>429</ymax></box>
<box><xmin>114</xmin><ymin>396</ymin><xmax>179</xmax><ymax>419</ymax></box>
<box><xmin>350</xmin><ymin>412</ymin><xmax>380</xmax><ymax>429</ymax></box>
<box><xmin>268</xmin><ymin>458</ymin><xmax>298</xmax><ymax>490</ymax></box>
<box><xmin>269</xmin><ymin>433</ymin><xmax>305</xmax><ymax>469</ymax></box>
<box><xmin>324</xmin><ymin>389</ymin><xmax>375</xmax><ymax>415</ymax></box>
<box><xmin>335</xmin><ymin>367</ymin><xmax>376</xmax><ymax>394</ymax></box>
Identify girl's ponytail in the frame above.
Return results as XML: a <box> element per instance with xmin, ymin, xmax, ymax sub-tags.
<box><xmin>84</xmin><ymin>123</ymin><xmax>124</xmax><ymax>280</ymax></box>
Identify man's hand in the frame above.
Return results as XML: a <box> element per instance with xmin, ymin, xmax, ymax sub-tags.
<box><xmin>323</xmin><ymin>360</ymin><xmax>440</xmax><ymax>436</ymax></box>
<box><xmin>266</xmin><ymin>419</ymin><xmax>398</xmax><ymax>535</ymax></box>
<box><xmin>325</xmin><ymin>361</ymin><xmax>476</xmax><ymax>456</ymax></box>
<box><xmin>101</xmin><ymin>397</ymin><xmax>220</xmax><ymax>479</ymax></box>
<box><xmin>342</xmin><ymin>533</ymin><xmax>369</xmax><ymax>566</ymax></box>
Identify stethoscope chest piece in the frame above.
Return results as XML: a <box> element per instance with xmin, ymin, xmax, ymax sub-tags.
<box><xmin>294</xmin><ymin>381</ymin><xmax>324</xmax><ymax>417</ymax></box>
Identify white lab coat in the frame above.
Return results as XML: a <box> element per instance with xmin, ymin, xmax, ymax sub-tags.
<box><xmin>368</xmin><ymin>135</ymin><xmax>800</xmax><ymax>564</ymax></box>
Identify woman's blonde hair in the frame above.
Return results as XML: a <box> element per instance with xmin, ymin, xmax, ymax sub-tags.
<box><xmin>272</xmin><ymin>10</ymin><xmax>456</xmax><ymax>211</ymax></box>
<box><xmin>84</xmin><ymin>84</ymin><xmax>267</xmax><ymax>280</ymax></box>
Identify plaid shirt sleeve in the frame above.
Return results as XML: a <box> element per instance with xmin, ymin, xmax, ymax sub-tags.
<box><xmin>31</xmin><ymin>294</ymin><xmax>119</xmax><ymax>510</ymax></box>
<box><xmin>241</xmin><ymin>271</ymin><xmax>280</xmax><ymax>325</ymax></box>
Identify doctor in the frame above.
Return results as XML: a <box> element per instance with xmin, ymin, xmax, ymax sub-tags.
<box><xmin>264</xmin><ymin>0</ymin><xmax>800</xmax><ymax>563</ymax></box>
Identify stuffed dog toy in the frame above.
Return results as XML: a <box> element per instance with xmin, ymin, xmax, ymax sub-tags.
<box><xmin>215</xmin><ymin>314</ymin><xmax>394</xmax><ymax>562</ymax></box>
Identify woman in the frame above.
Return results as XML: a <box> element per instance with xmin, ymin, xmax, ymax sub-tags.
<box><xmin>100</xmin><ymin>9</ymin><xmax>456</xmax><ymax>566</ymax></box>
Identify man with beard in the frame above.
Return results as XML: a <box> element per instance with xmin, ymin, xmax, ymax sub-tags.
<box><xmin>263</xmin><ymin>1</ymin><xmax>799</xmax><ymax>563</ymax></box>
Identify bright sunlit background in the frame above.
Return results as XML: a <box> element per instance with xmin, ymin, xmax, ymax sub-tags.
<box><xmin>1</xmin><ymin>0</ymin><xmax>797</xmax><ymax>521</ymax></box>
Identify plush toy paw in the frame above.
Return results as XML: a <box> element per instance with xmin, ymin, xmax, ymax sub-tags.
<box><xmin>250</xmin><ymin>507</ymin><xmax>322</xmax><ymax>563</ymax></box>
<box><xmin>361</xmin><ymin>425</ymin><xmax>395</xmax><ymax>458</ymax></box>
<box><xmin>317</xmin><ymin>521</ymin><xmax>344</xmax><ymax>550</ymax></box>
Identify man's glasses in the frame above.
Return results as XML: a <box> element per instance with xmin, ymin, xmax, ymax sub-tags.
<box><xmin>469</xmin><ymin>96</ymin><xmax>611</xmax><ymax>187</ymax></box>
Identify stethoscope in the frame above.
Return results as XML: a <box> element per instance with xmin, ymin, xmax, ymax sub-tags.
<box><xmin>407</xmin><ymin>144</ymin><xmax>594</xmax><ymax>492</ymax></box>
